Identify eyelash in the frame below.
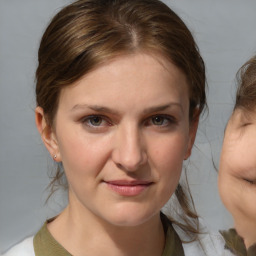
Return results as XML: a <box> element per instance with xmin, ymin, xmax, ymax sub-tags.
<box><xmin>81</xmin><ymin>115</ymin><xmax>111</xmax><ymax>129</ymax></box>
<box><xmin>243</xmin><ymin>178</ymin><xmax>256</xmax><ymax>186</ymax></box>
<box><xmin>145</xmin><ymin>114</ymin><xmax>177</xmax><ymax>127</ymax></box>
<box><xmin>80</xmin><ymin>114</ymin><xmax>177</xmax><ymax>130</ymax></box>
<box><xmin>242</xmin><ymin>122</ymin><xmax>252</xmax><ymax>127</ymax></box>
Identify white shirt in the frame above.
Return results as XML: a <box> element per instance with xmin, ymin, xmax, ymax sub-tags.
<box><xmin>1</xmin><ymin>237</ymin><xmax>34</xmax><ymax>256</ymax></box>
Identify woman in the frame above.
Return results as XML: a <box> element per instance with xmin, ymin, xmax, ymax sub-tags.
<box><xmin>3</xmin><ymin>0</ymin><xmax>223</xmax><ymax>255</ymax></box>
<box><xmin>219</xmin><ymin>56</ymin><xmax>256</xmax><ymax>256</ymax></box>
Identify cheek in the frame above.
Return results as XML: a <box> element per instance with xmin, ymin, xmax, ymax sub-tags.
<box><xmin>148</xmin><ymin>135</ymin><xmax>188</xmax><ymax>208</ymax></box>
<box><xmin>218</xmin><ymin>172</ymin><xmax>236</xmax><ymax>213</ymax></box>
<box><xmin>219</xmin><ymin>152</ymin><xmax>243</xmax><ymax>213</ymax></box>
<box><xmin>219</xmin><ymin>142</ymin><xmax>246</xmax><ymax>185</ymax></box>
<box><xmin>246</xmin><ymin>196</ymin><xmax>256</xmax><ymax>221</ymax></box>
<box><xmin>151</xmin><ymin>134</ymin><xmax>188</xmax><ymax>179</ymax></box>
<box><xmin>219</xmin><ymin>170</ymin><xmax>256</xmax><ymax>222</ymax></box>
<box><xmin>240</xmin><ymin>192</ymin><xmax>256</xmax><ymax>221</ymax></box>
<box><xmin>57</xmin><ymin>131</ymin><xmax>111</xmax><ymax>177</ymax></box>
<box><xmin>221</xmin><ymin>131</ymin><xmax>256</xmax><ymax>176</ymax></box>
<box><xmin>230</xmin><ymin>189</ymin><xmax>256</xmax><ymax>222</ymax></box>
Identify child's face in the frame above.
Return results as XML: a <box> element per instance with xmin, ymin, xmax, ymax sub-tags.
<box><xmin>219</xmin><ymin>108</ymin><xmax>256</xmax><ymax>234</ymax></box>
<box><xmin>38</xmin><ymin>53</ymin><xmax>197</xmax><ymax>227</ymax></box>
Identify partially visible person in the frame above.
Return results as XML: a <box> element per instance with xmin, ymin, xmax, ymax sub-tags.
<box><xmin>219</xmin><ymin>56</ymin><xmax>256</xmax><ymax>256</ymax></box>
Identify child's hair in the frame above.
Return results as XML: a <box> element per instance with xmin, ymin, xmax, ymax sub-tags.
<box><xmin>235</xmin><ymin>55</ymin><xmax>256</xmax><ymax>112</ymax></box>
<box><xmin>36</xmin><ymin>0</ymin><xmax>206</xmax><ymax>242</ymax></box>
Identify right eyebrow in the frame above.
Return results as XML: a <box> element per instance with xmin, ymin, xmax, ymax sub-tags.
<box><xmin>70</xmin><ymin>104</ymin><xmax>120</xmax><ymax>115</ymax></box>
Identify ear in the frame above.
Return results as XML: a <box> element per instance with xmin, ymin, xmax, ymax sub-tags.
<box><xmin>35</xmin><ymin>106</ymin><xmax>61</xmax><ymax>162</ymax></box>
<box><xmin>184</xmin><ymin>109</ymin><xmax>200</xmax><ymax>160</ymax></box>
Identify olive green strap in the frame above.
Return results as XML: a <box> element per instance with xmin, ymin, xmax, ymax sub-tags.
<box><xmin>220</xmin><ymin>229</ymin><xmax>256</xmax><ymax>256</ymax></box>
<box><xmin>248</xmin><ymin>244</ymin><xmax>256</xmax><ymax>256</ymax></box>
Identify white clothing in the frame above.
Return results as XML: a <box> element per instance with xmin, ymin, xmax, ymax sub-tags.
<box><xmin>1</xmin><ymin>237</ymin><xmax>34</xmax><ymax>256</ymax></box>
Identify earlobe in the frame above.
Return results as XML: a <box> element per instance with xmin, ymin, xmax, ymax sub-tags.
<box><xmin>35</xmin><ymin>107</ymin><xmax>61</xmax><ymax>161</ymax></box>
<box><xmin>184</xmin><ymin>110</ymin><xmax>200</xmax><ymax>160</ymax></box>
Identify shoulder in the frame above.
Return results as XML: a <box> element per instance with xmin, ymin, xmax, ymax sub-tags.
<box><xmin>182</xmin><ymin>232</ymin><xmax>236</xmax><ymax>256</ymax></box>
<box><xmin>171</xmin><ymin>219</ymin><xmax>235</xmax><ymax>256</ymax></box>
<box><xmin>1</xmin><ymin>237</ymin><xmax>34</xmax><ymax>256</ymax></box>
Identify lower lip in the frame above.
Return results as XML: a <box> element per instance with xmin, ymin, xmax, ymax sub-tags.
<box><xmin>105</xmin><ymin>183</ymin><xmax>151</xmax><ymax>196</ymax></box>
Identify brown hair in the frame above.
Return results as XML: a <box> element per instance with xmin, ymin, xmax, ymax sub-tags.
<box><xmin>235</xmin><ymin>55</ymin><xmax>256</xmax><ymax>111</ymax></box>
<box><xmin>36</xmin><ymin>0</ymin><xmax>206</xmax><ymax>242</ymax></box>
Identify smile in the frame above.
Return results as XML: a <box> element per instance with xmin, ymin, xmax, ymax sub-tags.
<box><xmin>104</xmin><ymin>180</ymin><xmax>153</xmax><ymax>196</ymax></box>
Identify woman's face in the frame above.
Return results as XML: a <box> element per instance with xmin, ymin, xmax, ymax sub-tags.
<box><xmin>219</xmin><ymin>108</ymin><xmax>256</xmax><ymax>232</ymax></box>
<box><xmin>40</xmin><ymin>53</ymin><xmax>197</xmax><ymax>227</ymax></box>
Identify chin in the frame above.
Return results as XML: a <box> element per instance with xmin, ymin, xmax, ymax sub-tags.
<box><xmin>103</xmin><ymin>205</ymin><xmax>158</xmax><ymax>227</ymax></box>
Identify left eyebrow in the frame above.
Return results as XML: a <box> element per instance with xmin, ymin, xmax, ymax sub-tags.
<box><xmin>143</xmin><ymin>103</ymin><xmax>183</xmax><ymax>115</ymax></box>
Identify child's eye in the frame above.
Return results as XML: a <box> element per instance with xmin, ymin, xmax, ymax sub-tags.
<box><xmin>242</xmin><ymin>122</ymin><xmax>252</xmax><ymax>127</ymax></box>
<box><xmin>243</xmin><ymin>178</ymin><xmax>256</xmax><ymax>186</ymax></box>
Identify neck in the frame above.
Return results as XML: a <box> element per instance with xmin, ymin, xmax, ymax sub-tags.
<box><xmin>234</xmin><ymin>219</ymin><xmax>256</xmax><ymax>249</ymax></box>
<box><xmin>48</xmin><ymin>204</ymin><xmax>165</xmax><ymax>256</ymax></box>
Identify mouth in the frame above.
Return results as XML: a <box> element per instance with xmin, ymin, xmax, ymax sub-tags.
<box><xmin>104</xmin><ymin>180</ymin><xmax>153</xmax><ymax>196</ymax></box>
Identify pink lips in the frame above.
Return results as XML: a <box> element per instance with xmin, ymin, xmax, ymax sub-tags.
<box><xmin>104</xmin><ymin>180</ymin><xmax>153</xmax><ymax>196</ymax></box>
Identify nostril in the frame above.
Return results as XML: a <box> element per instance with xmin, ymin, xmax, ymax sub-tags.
<box><xmin>116</xmin><ymin>163</ymin><xmax>123</xmax><ymax>169</ymax></box>
<box><xmin>114</xmin><ymin>151</ymin><xmax>148</xmax><ymax>172</ymax></box>
<box><xmin>115</xmin><ymin>161</ymin><xmax>138</xmax><ymax>172</ymax></box>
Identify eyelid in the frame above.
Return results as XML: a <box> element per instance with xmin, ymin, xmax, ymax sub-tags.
<box><xmin>145</xmin><ymin>114</ymin><xmax>177</xmax><ymax>126</ymax></box>
<box><xmin>243</xmin><ymin>178</ymin><xmax>256</xmax><ymax>185</ymax></box>
<box><xmin>152</xmin><ymin>114</ymin><xmax>177</xmax><ymax>121</ymax></box>
<box><xmin>81</xmin><ymin>115</ymin><xmax>112</xmax><ymax>128</ymax></box>
<box><xmin>241</xmin><ymin>122</ymin><xmax>252</xmax><ymax>127</ymax></box>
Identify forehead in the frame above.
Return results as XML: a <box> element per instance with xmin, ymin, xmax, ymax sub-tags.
<box><xmin>230</xmin><ymin>107</ymin><xmax>256</xmax><ymax>123</ymax></box>
<box><xmin>58</xmin><ymin>53</ymin><xmax>189</xmax><ymax>110</ymax></box>
<box><xmin>89</xmin><ymin>52</ymin><xmax>186</xmax><ymax>83</ymax></box>
<box><xmin>224</xmin><ymin>107</ymin><xmax>256</xmax><ymax>137</ymax></box>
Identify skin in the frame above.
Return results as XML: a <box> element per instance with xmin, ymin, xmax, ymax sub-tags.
<box><xmin>36</xmin><ymin>53</ymin><xmax>198</xmax><ymax>255</ymax></box>
<box><xmin>219</xmin><ymin>108</ymin><xmax>256</xmax><ymax>249</ymax></box>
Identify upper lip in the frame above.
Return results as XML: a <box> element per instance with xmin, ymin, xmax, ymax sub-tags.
<box><xmin>104</xmin><ymin>180</ymin><xmax>153</xmax><ymax>186</ymax></box>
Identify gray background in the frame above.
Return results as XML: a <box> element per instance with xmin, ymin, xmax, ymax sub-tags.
<box><xmin>1</xmin><ymin>0</ymin><xmax>256</xmax><ymax>253</ymax></box>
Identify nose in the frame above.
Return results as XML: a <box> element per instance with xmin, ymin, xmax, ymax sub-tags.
<box><xmin>112</xmin><ymin>124</ymin><xmax>147</xmax><ymax>172</ymax></box>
